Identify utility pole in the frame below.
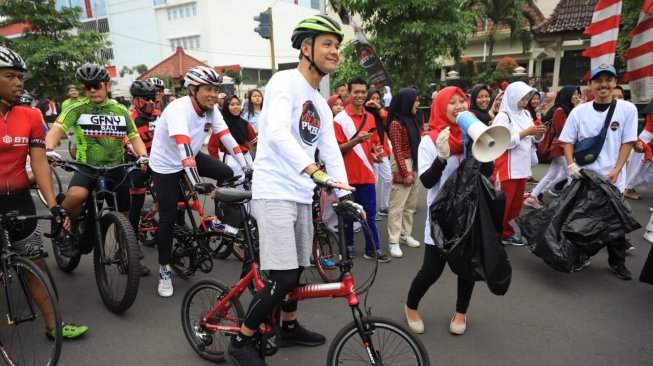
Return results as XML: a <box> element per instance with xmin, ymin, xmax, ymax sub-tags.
<box><xmin>254</xmin><ymin>7</ymin><xmax>276</xmax><ymax>74</ymax></box>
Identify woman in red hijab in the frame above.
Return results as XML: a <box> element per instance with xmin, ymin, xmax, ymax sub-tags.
<box><xmin>404</xmin><ymin>86</ymin><xmax>486</xmax><ymax>336</ymax></box>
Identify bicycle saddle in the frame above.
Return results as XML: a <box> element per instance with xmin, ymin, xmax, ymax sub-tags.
<box><xmin>215</xmin><ymin>188</ymin><xmax>251</xmax><ymax>203</ymax></box>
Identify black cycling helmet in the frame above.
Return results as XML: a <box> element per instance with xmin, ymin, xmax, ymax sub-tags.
<box><xmin>291</xmin><ymin>15</ymin><xmax>343</xmax><ymax>77</ymax></box>
<box><xmin>75</xmin><ymin>63</ymin><xmax>111</xmax><ymax>83</ymax></box>
<box><xmin>291</xmin><ymin>15</ymin><xmax>344</xmax><ymax>49</ymax></box>
<box><xmin>0</xmin><ymin>46</ymin><xmax>26</xmax><ymax>71</ymax></box>
<box><xmin>130</xmin><ymin>80</ymin><xmax>156</xmax><ymax>98</ymax></box>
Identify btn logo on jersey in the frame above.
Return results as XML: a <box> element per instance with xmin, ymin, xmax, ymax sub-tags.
<box><xmin>299</xmin><ymin>101</ymin><xmax>321</xmax><ymax>146</ymax></box>
<box><xmin>2</xmin><ymin>136</ymin><xmax>12</xmax><ymax>144</ymax></box>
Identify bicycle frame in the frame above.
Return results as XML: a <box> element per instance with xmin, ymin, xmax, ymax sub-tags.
<box><xmin>198</xmin><ymin>200</ymin><xmax>382</xmax><ymax>363</ymax></box>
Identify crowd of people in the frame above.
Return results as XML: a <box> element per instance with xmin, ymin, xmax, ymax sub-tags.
<box><xmin>2</xmin><ymin>11</ymin><xmax>653</xmax><ymax>366</ymax></box>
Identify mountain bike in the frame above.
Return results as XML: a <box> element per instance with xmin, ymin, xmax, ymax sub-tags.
<box><xmin>0</xmin><ymin>212</ymin><xmax>62</xmax><ymax>366</ymax></box>
<box><xmin>51</xmin><ymin>160</ymin><xmax>141</xmax><ymax>314</ymax></box>
<box><xmin>181</xmin><ymin>180</ymin><xmax>430</xmax><ymax>365</ymax></box>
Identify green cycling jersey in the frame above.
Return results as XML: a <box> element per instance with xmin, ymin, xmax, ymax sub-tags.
<box><xmin>55</xmin><ymin>98</ymin><xmax>137</xmax><ymax>166</ymax></box>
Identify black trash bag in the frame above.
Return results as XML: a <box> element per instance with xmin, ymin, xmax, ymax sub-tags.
<box><xmin>640</xmin><ymin>245</ymin><xmax>653</xmax><ymax>285</ymax></box>
<box><xmin>517</xmin><ymin>170</ymin><xmax>641</xmax><ymax>273</ymax></box>
<box><xmin>429</xmin><ymin>157</ymin><xmax>511</xmax><ymax>295</ymax></box>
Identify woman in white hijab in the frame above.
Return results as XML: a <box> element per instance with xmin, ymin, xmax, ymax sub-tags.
<box><xmin>491</xmin><ymin>81</ymin><xmax>547</xmax><ymax>246</ymax></box>
<box><xmin>382</xmin><ymin>86</ymin><xmax>392</xmax><ymax>107</ymax></box>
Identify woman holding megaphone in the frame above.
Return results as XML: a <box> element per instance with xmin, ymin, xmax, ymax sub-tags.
<box><xmin>404</xmin><ymin>86</ymin><xmax>495</xmax><ymax>335</ymax></box>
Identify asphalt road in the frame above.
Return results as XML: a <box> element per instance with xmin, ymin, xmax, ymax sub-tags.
<box><xmin>37</xmin><ymin>148</ymin><xmax>653</xmax><ymax>366</ymax></box>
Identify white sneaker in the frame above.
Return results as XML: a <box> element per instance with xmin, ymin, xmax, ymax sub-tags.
<box><xmin>644</xmin><ymin>230</ymin><xmax>653</xmax><ymax>244</ymax></box>
<box><xmin>158</xmin><ymin>270</ymin><xmax>173</xmax><ymax>297</ymax></box>
<box><xmin>389</xmin><ymin>243</ymin><xmax>403</xmax><ymax>258</ymax></box>
<box><xmin>400</xmin><ymin>235</ymin><xmax>421</xmax><ymax>248</ymax></box>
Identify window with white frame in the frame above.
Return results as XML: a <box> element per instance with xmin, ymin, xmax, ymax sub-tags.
<box><xmin>166</xmin><ymin>3</ymin><xmax>197</xmax><ymax>21</ymax></box>
<box><xmin>170</xmin><ymin>36</ymin><xmax>201</xmax><ymax>51</ymax></box>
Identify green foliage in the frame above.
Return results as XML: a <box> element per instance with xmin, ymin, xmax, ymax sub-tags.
<box><xmin>119</xmin><ymin>66</ymin><xmax>132</xmax><ymax>77</ymax></box>
<box><xmin>454</xmin><ymin>56</ymin><xmax>478</xmax><ymax>78</ymax></box>
<box><xmin>463</xmin><ymin>0</ymin><xmax>537</xmax><ymax>65</ymax></box>
<box><xmin>616</xmin><ymin>0</ymin><xmax>645</xmax><ymax>75</ymax></box>
<box><xmin>331</xmin><ymin>41</ymin><xmax>366</xmax><ymax>91</ymax></box>
<box><xmin>0</xmin><ymin>0</ymin><xmax>110</xmax><ymax>100</ymax></box>
<box><xmin>133</xmin><ymin>64</ymin><xmax>148</xmax><ymax>76</ymax></box>
<box><xmin>340</xmin><ymin>0</ymin><xmax>475</xmax><ymax>92</ymax></box>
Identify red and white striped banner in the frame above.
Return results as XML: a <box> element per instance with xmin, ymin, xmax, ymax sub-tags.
<box><xmin>623</xmin><ymin>0</ymin><xmax>653</xmax><ymax>102</ymax></box>
<box><xmin>582</xmin><ymin>0</ymin><xmax>623</xmax><ymax>70</ymax></box>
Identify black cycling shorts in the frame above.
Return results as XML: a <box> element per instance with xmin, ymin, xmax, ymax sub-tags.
<box><xmin>0</xmin><ymin>191</ymin><xmax>45</xmax><ymax>258</ymax></box>
<box><xmin>69</xmin><ymin>166</ymin><xmax>130</xmax><ymax>212</ymax></box>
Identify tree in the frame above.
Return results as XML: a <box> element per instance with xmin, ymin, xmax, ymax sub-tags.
<box><xmin>463</xmin><ymin>0</ymin><xmax>537</xmax><ymax>66</ymax></box>
<box><xmin>340</xmin><ymin>0</ymin><xmax>475</xmax><ymax>91</ymax></box>
<box><xmin>119</xmin><ymin>66</ymin><xmax>133</xmax><ymax>78</ymax></box>
<box><xmin>221</xmin><ymin>69</ymin><xmax>249</xmax><ymax>95</ymax></box>
<box><xmin>616</xmin><ymin>0</ymin><xmax>645</xmax><ymax>75</ymax></box>
<box><xmin>0</xmin><ymin>0</ymin><xmax>110</xmax><ymax>100</ymax></box>
<box><xmin>133</xmin><ymin>64</ymin><xmax>148</xmax><ymax>76</ymax></box>
<box><xmin>331</xmin><ymin>41</ymin><xmax>366</xmax><ymax>90</ymax></box>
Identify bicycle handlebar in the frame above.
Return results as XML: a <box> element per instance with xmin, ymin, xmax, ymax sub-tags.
<box><xmin>56</xmin><ymin>160</ymin><xmax>138</xmax><ymax>175</ymax></box>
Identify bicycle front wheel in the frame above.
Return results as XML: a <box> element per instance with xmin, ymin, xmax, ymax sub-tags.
<box><xmin>181</xmin><ymin>279</ymin><xmax>244</xmax><ymax>363</ymax></box>
<box><xmin>0</xmin><ymin>256</ymin><xmax>62</xmax><ymax>366</ymax></box>
<box><xmin>313</xmin><ymin>225</ymin><xmax>342</xmax><ymax>283</ymax></box>
<box><xmin>327</xmin><ymin>316</ymin><xmax>430</xmax><ymax>366</ymax></box>
<box><xmin>94</xmin><ymin>211</ymin><xmax>140</xmax><ymax>313</ymax></box>
<box><xmin>37</xmin><ymin>166</ymin><xmax>63</xmax><ymax>208</ymax></box>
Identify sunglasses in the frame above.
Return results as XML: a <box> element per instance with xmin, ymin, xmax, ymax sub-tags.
<box><xmin>82</xmin><ymin>82</ymin><xmax>106</xmax><ymax>91</ymax></box>
<box><xmin>140</xmin><ymin>96</ymin><xmax>156</xmax><ymax>102</ymax></box>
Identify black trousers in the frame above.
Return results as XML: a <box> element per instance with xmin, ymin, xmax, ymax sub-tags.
<box><xmin>152</xmin><ymin>152</ymin><xmax>233</xmax><ymax>266</ymax></box>
<box><xmin>406</xmin><ymin>244</ymin><xmax>475</xmax><ymax>314</ymax></box>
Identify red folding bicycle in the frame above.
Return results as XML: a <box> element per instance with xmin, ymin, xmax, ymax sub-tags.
<box><xmin>181</xmin><ymin>179</ymin><xmax>430</xmax><ymax>365</ymax></box>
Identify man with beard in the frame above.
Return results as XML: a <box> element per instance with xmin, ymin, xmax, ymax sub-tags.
<box><xmin>559</xmin><ymin>64</ymin><xmax>638</xmax><ymax>279</ymax></box>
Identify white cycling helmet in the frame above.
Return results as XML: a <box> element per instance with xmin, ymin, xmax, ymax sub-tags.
<box><xmin>0</xmin><ymin>46</ymin><xmax>26</xmax><ymax>71</ymax></box>
<box><xmin>184</xmin><ymin>66</ymin><xmax>223</xmax><ymax>88</ymax></box>
<box><xmin>148</xmin><ymin>77</ymin><xmax>165</xmax><ymax>89</ymax></box>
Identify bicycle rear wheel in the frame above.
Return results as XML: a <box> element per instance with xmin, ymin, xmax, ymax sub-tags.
<box><xmin>0</xmin><ymin>256</ymin><xmax>62</xmax><ymax>366</ymax></box>
<box><xmin>94</xmin><ymin>211</ymin><xmax>140</xmax><ymax>313</ymax></box>
<box><xmin>181</xmin><ymin>279</ymin><xmax>244</xmax><ymax>363</ymax></box>
<box><xmin>313</xmin><ymin>224</ymin><xmax>342</xmax><ymax>283</ymax></box>
<box><xmin>327</xmin><ymin>316</ymin><xmax>430</xmax><ymax>366</ymax></box>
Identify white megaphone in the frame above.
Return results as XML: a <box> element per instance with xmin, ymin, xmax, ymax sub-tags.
<box><xmin>455</xmin><ymin>111</ymin><xmax>511</xmax><ymax>162</ymax></box>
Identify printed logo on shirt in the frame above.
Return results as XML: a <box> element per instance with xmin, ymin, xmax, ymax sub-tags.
<box><xmin>77</xmin><ymin>114</ymin><xmax>127</xmax><ymax>138</ymax></box>
<box><xmin>204</xmin><ymin>122</ymin><xmax>211</xmax><ymax>132</ymax></box>
<box><xmin>2</xmin><ymin>136</ymin><xmax>11</xmax><ymax>144</ymax></box>
<box><xmin>610</xmin><ymin>121</ymin><xmax>619</xmax><ymax>131</ymax></box>
<box><xmin>299</xmin><ymin>101</ymin><xmax>321</xmax><ymax>145</ymax></box>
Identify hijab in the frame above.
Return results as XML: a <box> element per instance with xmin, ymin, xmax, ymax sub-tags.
<box><xmin>382</xmin><ymin>86</ymin><xmax>392</xmax><ymax>107</ymax></box>
<box><xmin>365</xmin><ymin>87</ymin><xmax>386</xmax><ymax>143</ymax></box>
<box><xmin>387</xmin><ymin>88</ymin><xmax>420</xmax><ymax>168</ymax></box>
<box><xmin>526</xmin><ymin>92</ymin><xmax>539</xmax><ymax>122</ymax></box>
<box><xmin>542</xmin><ymin>85</ymin><xmax>579</xmax><ymax>123</ymax></box>
<box><xmin>469</xmin><ymin>84</ymin><xmax>491</xmax><ymax>125</ymax></box>
<box><xmin>221</xmin><ymin>95</ymin><xmax>250</xmax><ymax>145</ymax></box>
<box><xmin>499</xmin><ymin>81</ymin><xmax>534</xmax><ymax>126</ymax></box>
<box><xmin>427</xmin><ymin>86</ymin><xmax>468</xmax><ymax>156</ymax></box>
<box><xmin>327</xmin><ymin>94</ymin><xmax>342</xmax><ymax>112</ymax></box>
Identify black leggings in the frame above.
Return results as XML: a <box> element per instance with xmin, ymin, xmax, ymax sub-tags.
<box><xmin>151</xmin><ymin>152</ymin><xmax>233</xmax><ymax>266</ymax></box>
<box><xmin>244</xmin><ymin>268</ymin><xmax>303</xmax><ymax>330</ymax></box>
<box><xmin>406</xmin><ymin>244</ymin><xmax>475</xmax><ymax>314</ymax></box>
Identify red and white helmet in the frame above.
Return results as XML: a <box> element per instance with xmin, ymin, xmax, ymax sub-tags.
<box><xmin>184</xmin><ymin>66</ymin><xmax>223</xmax><ymax>88</ymax></box>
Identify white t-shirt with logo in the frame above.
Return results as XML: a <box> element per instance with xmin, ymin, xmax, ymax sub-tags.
<box><xmin>149</xmin><ymin>96</ymin><xmax>229</xmax><ymax>174</ymax></box>
<box><xmin>559</xmin><ymin>99</ymin><xmax>638</xmax><ymax>192</ymax></box>
<box><xmin>252</xmin><ymin>69</ymin><xmax>348</xmax><ymax>203</ymax></box>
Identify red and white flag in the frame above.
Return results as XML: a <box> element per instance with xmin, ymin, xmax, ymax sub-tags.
<box><xmin>582</xmin><ymin>0</ymin><xmax>623</xmax><ymax>69</ymax></box>
<box><xmin>622</xmin><ymin>0</ymin><xmax>653</xmax><ymax>102</ymax></box>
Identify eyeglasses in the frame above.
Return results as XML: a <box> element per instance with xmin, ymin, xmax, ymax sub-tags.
<box><xmin>82</xmin><ymin>82</ymin><xmax>105</xmax><ymax>91</ymax></box>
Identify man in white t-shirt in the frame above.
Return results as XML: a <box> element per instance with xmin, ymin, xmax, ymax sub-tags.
<box><xmin>559</xmin><ymin>64</ymin><xmax>638</xmax><ymax>280</ymax></box>
<box><xmin>227</xmin><ymin>15</ymin><xmax>356</xmax><ymax>366</ymax></box>
<box><xmin>149</xmin><ymin>66</ymin><xmax>249</xmax><ymax>297</ymax></box>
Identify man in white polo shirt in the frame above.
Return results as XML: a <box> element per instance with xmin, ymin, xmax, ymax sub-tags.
<box><xmin>559</xmin><ymin>64</ymin><xmax>638</xmax><ymax>280</ymax></box>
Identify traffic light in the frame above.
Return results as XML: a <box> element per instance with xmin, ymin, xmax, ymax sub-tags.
<box><xmin>254</xmin><ymin>10</ymin><xmax>271</xmax><ymax>39</ymax></box>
